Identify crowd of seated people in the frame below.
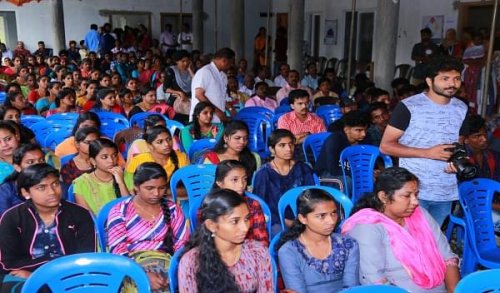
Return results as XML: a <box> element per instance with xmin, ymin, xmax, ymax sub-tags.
<box><xmin>0</xmin><ymin>26</ymin><xmax>498</xmax><ymax>292</ymax></box>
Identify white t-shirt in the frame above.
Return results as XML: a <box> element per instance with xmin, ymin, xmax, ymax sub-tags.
<box><xmin>190</xmin><ymin>62</ymin><xmax>227</xmax><ymax>123</ymax></box>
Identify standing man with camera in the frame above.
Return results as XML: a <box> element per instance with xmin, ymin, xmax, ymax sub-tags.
<box><xmin>380</xmin><ymin>57</ymin><xmax>467</xmax><ymax>226</ymax></box>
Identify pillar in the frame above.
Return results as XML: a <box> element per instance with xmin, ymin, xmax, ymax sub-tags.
<box><xmin>373</xmin><ymin>0</ymin><xmax>399</xmax><ymax>92</ymax></box>
<box><xmin>289</xmin><ymin>0</ymin><xmax>305</xmax><ymax>74</ymax></box>
<box><xmin>230</xmin><ymin>0</ymin><xmax>245</xmax><ymax>60</ymax></box>
<box><xmin>192</xmin><ymin>0</ymin><xmax>204</xmax><ymax>52</ymax></box>
<box><xmin>50</xmin><ymin>0</ymin><xmax>65</xmax><ymax>54</ymax></box>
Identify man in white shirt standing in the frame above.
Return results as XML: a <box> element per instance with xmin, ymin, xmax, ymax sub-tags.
<box><xmin>177</xmin><ymin>23</ymin><xmax>193</xmax><ymax>52</ymax></box>
<box><xmin>190</xmin><ymin>48</ymin><xmax>235</xmax><ymax>123</ymax></box>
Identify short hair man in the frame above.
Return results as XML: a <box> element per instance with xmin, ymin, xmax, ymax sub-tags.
<box><xmin>276</xmin><ymin>70</ymin><xmax>312</xmax><ymax>105</ymax></box>
<box><xmin>367</xmin><ymin>102</ymin><xmax>390</xmax><ymax>146</ymax></box>
<box><xmin>315</xmin><ymin>110</ymin><xmax>371</xmax><ymax>177</ymax></box>
<box><xmin>190</xmin><ymin>47</ymin><xmax>235</xmax><ymax>123</ymax></box>
<box><xmin>380</xmin><ymin>56</ymin><xmax>467</xmax><ymax>226</ymax></box>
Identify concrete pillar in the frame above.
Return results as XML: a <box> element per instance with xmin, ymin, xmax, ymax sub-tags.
<box><xmin>50</xmin><ymin>0</ymin><xmax>65</xmax><ymax>54</ymax></box>
<box><xmin>192</xmin><ymin>0</ymin><xmax>204</xmax><ymax>52</ymax></box>
<box><xmin>289</xmin><ymin>0</ymin><xmax>305</xmax><ymax>74</ymax></box>
<box><xmin>373</xmin><ymin>0</ymin><xmax>399</xmax><ymax>92</ymax></box>
<box><xmin>230</xmin><ymin>0</ymin><xmax>245</xmax><ymax>60</ymax></box>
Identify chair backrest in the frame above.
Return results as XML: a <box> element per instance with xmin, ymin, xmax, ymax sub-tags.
<box><xmin>96</xmin><ymin>112</ymin><xmax>130</xmax><ymax>139</ymax></box>
<box><xmin>454</xmin><ymin>269</ymin><xmax>500</xmax><ymax>293</ymax></box>
<box><xmin>315</xmin><ymin>105</ymin><xmax>342</xmax><ymax>126</ymax></box>
<box><xmin>459</xmin><ymin>178</ymin><xmax>500</xmax><ymax>257</ymax></box>
<box><xmin>245</xmin><ymin>192</ymin><xmax>272</xmax><ymax>237</ymax></box>
<box><xmin>46</xmin><ymin>112</ymin><xmax>79</xmax><ymax>124</ymax></box>
<box><xmin>21</xmin><ymin>252</ymin><xmax>151</xmax><ymax>293</ymax></box>
<box><xmin>30</xmin><ymin>120</ymin><xmax>74</xmax><ymax>145</ymax></box>
<box><xmin>340</xmin><ymin>145</ymin><xmax>393</xmax><ymax>204</ymax></box>
<box><xmin>60</xmin><ymin>153</ymin><xmax>77</xmax><ymax>166</ymax></box>
<box><xmin>235</xmin><ymin>112</ymin><xmax>273</xmax><ymax>158</ymax></box>
<box><xmin>187</xmin><ymin>138</ymin><xmax>217</xmax><ymax>162</ymax></box>
<box><xmin>43</xmin><ymin>129</ymin><xmax>72</xmax><ymax>151</ymax></box>
<box><xmin>169</xmin><ymin>164</ymin><xmax>217</xmax><ymax>204</ymax></box>
<box><xmin>302</xmin><ymin>132</ymin><xmax>331</xmax><ymax>165</ymax></box>
<box><xmin>129</xmin><ymin>111</ymin><xmax>168</xmax><ymax>128</ymax></box>
<box><xmin>272</xmin><ymin>111</ymin><xmax>287</xmax><ymax>130</ymax></box>
<box><xmin>168</xmin><ymin>247</ymin><xmax>185</xmax><ymax>293</ymax></box>
<box><xmin>96</xmin><ymin>196</ymin><xmax>131</xmax><ymax>251</ymax></box>
<box><xmin>278</xmin><ymin>185</ymin><xmax>353</xmax><ymax>231</ymax></box>
<box><xmin>166</xmin><ymin>119</ymin><xmax>185</xmax><ymax>137</ymax></box>
<box><xmin>21</xmin><ymin>115</ymin><xmax>46</xmax><ymax>128</ymax></box>
<box><xmin>66</xmin><ymin>184</ymin><xmax>75</xmax><ymax>202</ymax></box>
<box><xmin>0</xmin><ymin>91</ymin><xmax>6</xmax><ymax>104</ymax></box>
<box><xmin>279</xmin><ymin>97</ymin><xmax>289</xmax><ymax>106</ymax></box>
<box><xmin>236</xmin><ymin>106</ymin><xmax>274</xmax><ymax>120</ymax></box>
<box><xmin>339</xmin><ymin>285</ymin><xmax>409</xmax><ymax>292</ymax></box>
<box><xmin>274</xmin><ymin>104</ymin><xmax>291</xmax><ymax>115</ymax></box>
<box><xmin>326</xmin><ymin>57</ymin><xmax>338</xmax><ymax>70</ymax></box>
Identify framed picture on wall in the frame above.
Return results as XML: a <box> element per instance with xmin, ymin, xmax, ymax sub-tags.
<box><xmin>324</xmin><ymin>19</ymin><xmax>337</xmax><ymax>45</ymax></box>
<box><xmin>422</xmin><ymin>15</ymin><xmax>444</xmax><ymax>43</ymax></box>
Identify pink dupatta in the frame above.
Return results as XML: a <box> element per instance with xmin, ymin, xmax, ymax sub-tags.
<box><xmin>341</xmin><ymin>207</ymin><xmax>446</xmax><ymax>289</ymax></box>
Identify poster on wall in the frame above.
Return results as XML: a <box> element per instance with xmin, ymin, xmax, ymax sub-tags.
<box><xmin>422</xmin><ymin>15</ymin><xmax>444</xmax><ymax>43</ymax></box>
<box><xmin>324</xmin><ymin>19</ymin><xmax>337</xmax><ymax>45</ymax></box>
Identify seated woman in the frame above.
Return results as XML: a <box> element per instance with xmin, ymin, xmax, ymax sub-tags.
<box><xmin>118</xmin><ymin>88</ymin><xmax>134</xmax><ymax>118</ymax></box>
<box><xmin>128</xmin><ymin>85</ymin><xmax>174</xmax><ymax>119</ymax></box>
<box><xmin>253</xmin><ymin>129</ymin><xmax>316</xmax><ymax>235</ymax></box>
<box><xmin>125</xmin><ymin>125</ymin><xmax>189</xmax><ymax>191</ymax></box>
<box><xmin>60</xmin><ymin>127</ymin><xmax>99</xmax><ymax>192</ymax></box>
<box><xmin>55</xmin><ymin>112</ymin><xmax>101</xmax><ymax>158</ymax></box>
<box><xmin>0</xmin><ymin>122</ymin><xmax>20</xmax><ymax>183</ymax></box>
<box><xmin>180</xmin><ymin>101</ymin><xmax>224</xmax><ymax>153</ymax></box>
<box><xmin>277</xmin><ymin>188</ymin><xmax>359</xmax><ymax>292</ymax></box>
<box><xmin>3</xmin><ymin>91</ymin><xmax>36</xmax><ymax>115</ymax></box>
<box><xmin>126</xmin><ymin>114</ymin><xmax>166</xmax><ymax>161</ymax></box>
<box><xmin>90</xmin><ymin>88</ymin><xmax>123</xmax><ymax>114</ymax></box>
<box><xmin>0</xmin><ymin>164</ymin><xmax>97</xmax><ymax>282</ymax></box>
<box><xmin>203</xmin><ymin>120</ymin><xmax>260</xmax><ymax>180</ymax></box>
<box><xmin>0</xmin><ymin>106</ymin><xmax>35</xmax><ymax>144</ymax></box>
<box><xmin>45</xmin><ymin>88</ymin><xmax>77</xmax><ymax>117</ymax></box>
<box><xmin>178</xmin><ymin>189</ymin><xmax>274</xmax><ymax>293</ymax></box>
<box><xmin>342</xmin><ymin>167</ymin><xmax>460</xmax><ymax>293</ymax></box>
<box><xmin>0</xmin><ymin>143</ymin><xmax>45</xmax><ymax>216</ymax></box>
<box><xmin>163</xmin><ymin>50</ymin><xmax>193</xmax><ymax>124</ymax></box>
<box><xmin>73</xmin><ymin>138</ymin><xmax>129</xmax><ymax>216</ymax></box>
<box><xmin>212</xmin><ymin>160</ymin><xmax>269</xmax><ymax>245</ymax></box>
<box><xmin>107</xmin><ymin>162</ymin><xmax>189</xmax><ymax>292</ymax></box>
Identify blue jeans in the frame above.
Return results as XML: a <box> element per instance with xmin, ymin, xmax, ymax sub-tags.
<box><xmin>419</xmin><ymin>199</ymin><xmax>452</xmax><ymax>227</ymax></box>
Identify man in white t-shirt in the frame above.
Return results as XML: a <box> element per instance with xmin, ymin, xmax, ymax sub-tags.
<box><xmin>177</xmin><ymin>23</ymin><xmax>193</xmax><ymax>52</ymax></box>
<box><xmin>190</xmin><ymin>48</ymin><xmax>235</xmax><ymax>123</ymax></box>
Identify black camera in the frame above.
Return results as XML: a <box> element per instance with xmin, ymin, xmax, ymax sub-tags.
<box><xmin>445</xmin><ymin>143</ymin><xmax>478</xmax><ymax>180</ymax></box>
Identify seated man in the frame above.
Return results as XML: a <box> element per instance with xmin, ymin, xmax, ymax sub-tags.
<box><xmin>315</xmin><ymin>110</ymin><xmax>371</xmax><ymax>178</ymax></box>
<box><xmin>367</xmin><ymin>102</ymin><xmax>390</xmax><ymax>146</ymax></box>
<box><xmin>277</xmin><ymin>89</ymin><xmax>325</xmax><ymax>160</ymax></box>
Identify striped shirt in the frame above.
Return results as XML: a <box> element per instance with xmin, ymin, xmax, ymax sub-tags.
<box><xmin>277</xmin><ymin>111</ymin><xmax>326</xmax><ymax>136</ymax></box>
<box><xmin>106</xmin><ymin>196</ymin><xmax>189</xmax><ymax>255</ymax></box>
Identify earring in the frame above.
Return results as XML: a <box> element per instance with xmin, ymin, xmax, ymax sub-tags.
<box><xmin>224</xmin><ymin>143</ymin><xmax>228</xmax><ymax>148</ymax></box>
<box><xmin>211</xmin><ymin>232</ymin><xmax>216</xmax><ymax>237</ymax></box>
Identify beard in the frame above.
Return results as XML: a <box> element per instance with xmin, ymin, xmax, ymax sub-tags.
<box><xmin>432</xmin><ymin>83</ymin><xmax>458</xmax><ymax>98</ymax></box>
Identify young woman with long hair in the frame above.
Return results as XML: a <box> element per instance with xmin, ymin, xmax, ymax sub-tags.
<box><xmin>126</xmin><ymin>114</ymin><xmax>166</xmax><ymax>161</ymax></box>
<box><xmin>179</xmin><ymin>189</ymin><xmax>273</xmax><ymax>293</ymax></box>
<box><xmin>180</xmin><ymin>101</ymin><xmax>224</xmax><ymax>152</ymax></box>
<box><xmin>107</xmin><ymin>162</ymin><xmax>189</xmax><ymax>292</ymax></box>
<box><xmin>73</xmin><ymin>138</ymin><xmax>129</xmax><ymax>216</ymax></box>
<box><xmin>276</xmin><ymin>188</ymin><xmax>359</xmax><ymax>292</ymax></box>
<box><xmin>91</xmin><ymin>88</ymin><xmax>123</xmax><ymax>114</ymax></box>
<box><xmin>55</xmin><ymin>112</ymin><xmax>101</xmax><ymax>158</ymax></box>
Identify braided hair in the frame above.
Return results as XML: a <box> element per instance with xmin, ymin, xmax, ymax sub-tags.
<box><xmin>181</xmin><ymin>189</ymin><xmax>246</xmax><ymax>292</ymax></box>
<box><xmin>143</xmin><ymin>125</ymin><xmax>179</xmax><ymax>172</ymax></box>
<box><xmin>133</xmin><ymin>162</ymin><xmax>174</xmax><ymax>255</ymax></box>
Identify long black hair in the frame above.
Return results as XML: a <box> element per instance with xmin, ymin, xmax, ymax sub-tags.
<box><xmin>4</xmin><ymin>143</ymin><xmax>44</xmax><ymax>183</ymax></box>
<box><xmin>276</xmin><ymin>188</ymin><xmax>336</xmax><ymax>250</ymax></box>
<box><xmin>191</xmin><ymin>101</ymin><xmax>214</xmax><ymax>140</ymax></box>
<box><xmin>133</xmin><ymin>162</ymin><xmax>174</xmax><ymax>255</ymax></box>
<box><xmin>143</xmin><ymin>125</ymin><xmax>179</xmax><ymax>172</ymax></box>
<box><xmin>92</xmin><ymin>88</ymin><xmax>115</xmax><ymax>110</ymax></box>
<box><xmin>88</xmin><ymin>138</ymin><xmax>121</xmax><ymax>198</ymax></box>
<box><xmin>71</xmin><ymin>112</ymin><xmax>101</xmax><ymax>136</ymax></box>
<box><xmin>181</xmin><ymin>189</ymin><xmax>246</xmax><ymax>292</ymax></box>
<box><xmin>54</xmin><ymin>87</ymin><xmax>76</xmax><ymax>107</ymax></box>
<box><xmin>212</xmin><ymin>120</ymin><xmax>256</xmax><ymax>179</ymax></box>
<box><xmin>212</xmin><ymin>160</ymin><xmax>246</xmax><ymax>193</ymax></box>
<box><xmin>143</xmin><ymin>114</ymin><xmax>165</xmax><ymax>133</ymax></box>
<box><xmin>351</xmin><ymin>167</ymin><xmax>419</xmax><ymax>215</ymax></box>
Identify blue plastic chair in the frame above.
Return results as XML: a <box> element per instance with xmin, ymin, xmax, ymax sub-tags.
<box><xmin>170</xmin><ymin>164</ymin><xmax>217</xmax><ymax>218</ymax></box>
<box><xmin>0</xmin><ymin>91</ymin><xmax>6</xmax><ymax>104</ymax></box>
<box><xmin>340</xmin><ymin>145</ymin><xmax>393</xmax><ymax>205</ymax></box>
<box><xmin>60</xmin><ymin>153</ymin><xmax>77</xmax><ymax>166</ymax></box>
<box><xmin>43</xmin><ymin>129</ymin><xmax>72</xmax><ymax>150</ymax></box>
<box><xmin>274</xmin><ymin>104</ymin><xmax>291</xmax><ymax>115</ymax></box>
<box><xmin>278</xmin><ymin>185</ymin><xmax>353</xmax><ymax>231</ymax></box>
<box><xmin>166</xmin><ymin>119</ymin><xmax>185</xmax><ymax>137</ymax></box>
<box><xmin>235</xmin><ymin>113</ymin><xmax>273</xmax><ymax>158</ymax></box>
<box><xmin>46</xmin><ymin>112</ymin><xmax>79</xmax><ymax>124</ymax></box>
<box><xmin>455</xmin><ymin>269</ymin><xmax>500</xmax><ymax>293</ymax></box>
<box><xmin>339</xmin><ymin>285</ymin><xmax>408</xmax><ymax>292</ymax></box>
<box><xmin>302</xmin><ymin>132</ymin><xmax>331</xmax><ymax>165</ymax></box>
<box><xmin>279</xmin><ymin>97</ymin><xmax>289</xmax><ymax>106</ymax></box>
<box><xmin>96</xmin><ymin>112</ymin><xmax>130</xmax><ymax>139</ymax></box>
<box><xmin>236</xmin><ymin>106</ymin><xmax>274</xmax><ymax>120</ymax></box>
<box><xmin>315</xmin><ymin>104</ymin><xmax>342</xmax><ymax>126</ymax></box>
<box><xmin>30</xmin><ymin>120</ymin><xmax>74</xmax><ymax>146</ymax></box>
<box><xmin>268</xmin><ymin>231</ymin><xmax>282</xmax><ymax>293</ymax></box>
<box><xmin>21</xmin><ymin>252</ymin><xmax>151</xmax><ymax>293</ymax></box>
<box><xmin>272</xmin><ymin>111</ymin><xmax>287</xmax><ymax>130</ymax></box>
<box><xmin>270</xmin><ymin>255</ymin><xmax>279</xmax><ymax>293</ymax></box>
<box><xmin>129</xmin><ymin>112</ymin><xmax>167</xmax><ymax>128</ymax></box>
<box><xmin>66</xmin><ymin>184</ymin><xmax>75</xmax><ymax>202</ymax></box>
<box><xmin>187</xmin><ymin>138</ymin><xmax>217</xmax><ymax>162</ymax></box>
<box><xmin>168</xmin><ymin>247</ymin><xmax>185</xmax><ymax>293</ymax></box>
<box><xmin>96</xmin><ymin>196</ymin><xmax>130</xmax><ymax>251</ymax></box>
<box><xmin>459</xmin><ymin>178</ymin><xmax>500</xmax><ymax>275</ymax></box>
<box><xmin>20</xmin><ymin>115</ymin><xmax>46</xmax><ymax>128</ymax></box>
